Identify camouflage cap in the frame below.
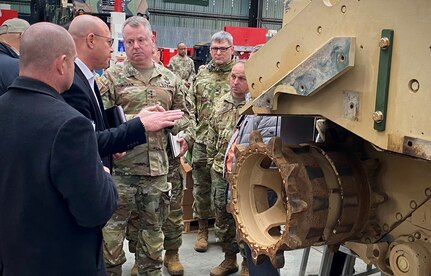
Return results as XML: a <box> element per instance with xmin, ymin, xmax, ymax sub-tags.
<box><xmin>0</xmin><ymin>18</ymin><xmax>30</xmax><ymax>35</ymax></box>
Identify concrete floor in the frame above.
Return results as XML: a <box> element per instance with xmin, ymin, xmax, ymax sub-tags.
<box><xmin>120</xmin><ymin>229</ymin><xmax>381</xmax><ymax>276</ymax></box>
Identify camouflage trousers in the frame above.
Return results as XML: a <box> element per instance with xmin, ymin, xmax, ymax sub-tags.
<box><xmin>210</xmin><ymin>168</ymin><xmax>239</xmax><ymax>254</ymax></box>
<box><xmin>103</xmin><ymin>174</ymin><xmax>171</xmax><ymax>276</ymax></box>
<box><xmin>163</xmin><ymin>157</ymin><xmax>184</xmax><ymax>251</ymax></box>
<box><xmin>135</xmin><ymin>174</ymin><xmax>171</xmax><ymax>276</ymax></box>
<box><xmin>103</xmin><ymin>161</ymin><xmax>184</xmax><ymax>276</ymax></box>
<box><xmin>191</xmin><ymin>143</ymin><xmax>213</xmax><ymax>219</ymax></box>
<box><xmin>103</xmin><ymin>175</ymin><xmax>138</xmax><ymax>276</ymax></box>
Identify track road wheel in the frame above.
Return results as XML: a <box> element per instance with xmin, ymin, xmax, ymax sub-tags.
<box><xmin>227</xmin><ymin>131</ymin><xmax>371</xmax><ymax>267</ymax></box>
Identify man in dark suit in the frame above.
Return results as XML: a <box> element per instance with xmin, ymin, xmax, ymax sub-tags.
<box><xmin>62</xmin><ymin>15</ymin><xmax>185</xmax><ymax>275</ymax></box>
<box><xmin>62</xmin><ymin>14</ymin><xmax>184</xmax><ymax>170</ymax></box>
<box><xmin>0</xmin><ymin>22</ymin><xmax>117</xmax><ymax>276</ymax></box>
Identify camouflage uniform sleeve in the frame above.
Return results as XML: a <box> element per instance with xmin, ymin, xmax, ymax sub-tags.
<box><xmin>206</xmin><ymin>104</ymin><xmax>219</xmax><ymax>168</ymax></box>
<box><xmin>187</xmin><ymin>58</ymin><xmax>196</xmax><ymax>84</ymax></box>
<box><xmin>167</xmin><ymin>59</ymin><xmax>174</xmax><ymax>72</ymax></box>
<box><xmin>181</xmin><ymin>87</ymin><xmax>196</xmax><ymax>148</ymax></box>
<box><xmin>170</xmin><ymin>76</ymin><xmax>192</xmax><ymax>137</ymax></box>
<box><xmin>98</xmin><ymin>70</ymin><xmax>115</xmax><ymax>108</ymax></box>
<box><xmin>98</xmin><ymin>68</ymin><xmax>136</xmax><ymax>121</ymax></box>
<box><xmin>188</xmin><ymin>76</ymin><xmax>197</xmax><ymax>124</ymax></box>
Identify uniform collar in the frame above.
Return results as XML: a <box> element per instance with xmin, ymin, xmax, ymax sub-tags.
<box><xmin>208</xmin><ymin>59</ymin><xmax>234</xmax><ymax>73</ymax></box>
<box><xmin>123</xmin><ymin>59</ymin><xmax>164</xmax><ymax>80</ymax></box>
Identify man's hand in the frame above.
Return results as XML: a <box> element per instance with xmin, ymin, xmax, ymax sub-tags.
<box><xmin>103</xmin><ymin>166</ymin><xmax>110</xmax><ymax>174</ymax></box>
<box><xmin>137</xmin><ymin>105</ymin><xmax>184</xmax><ymax>132</ymax></box>
<box><xmin>177</xmin><ymin>137</ymin><xmax>188</xmax><ymax>157</ymax></box>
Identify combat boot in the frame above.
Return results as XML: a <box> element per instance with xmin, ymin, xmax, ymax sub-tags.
<box><xmin>210</xmin><ymin>252</ymin><xmax>238</xmax><ymax>276</ymax></box>
<box><xmin>163</xmin><ymin>249</ymin><xmax>184</xmax><ymax>275</ymax></box>
<box><xmin>240</xmin><ymin>258</ymin><xmax>249</xmax><ymax>276</ymax></box>
<box><xmin>194</xmin><ymin>219</ymin><xmax>208</xmax><ymax>252</ymax></box>
<box><xmin>130</xmin><ymin>262</ymin><xmax>138</xmax><ymax>276</ymax></box>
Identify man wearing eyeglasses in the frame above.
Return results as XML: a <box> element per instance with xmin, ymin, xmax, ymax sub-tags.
<box><xmin>62</xmin><ymin>15</ymin><xmax>185</xmax><ymax>276</ymax></box>
<box><xmin>189</xmin><ymin>31</ymin><xmax>235</xmax><ymax>254</ymax></box>
<box><xmin>0</xmin><ymin>18</ymin><xmax>30</xmax><ymax>96</ymax></box>
<box><xmin>63</xmin><ymin>15</ymin><xmax>182</xmax><ymax>169</ymax></box>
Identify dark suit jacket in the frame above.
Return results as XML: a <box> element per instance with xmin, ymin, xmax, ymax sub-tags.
<box><xmin>62</xmin><ymin>65</ymin><xmax>146</xmax><ymax>169</ymax></box>
<box><xmin>0</xmin><ymin>77</ymin><xmax>117</xmax><ymax>276</ymax></box>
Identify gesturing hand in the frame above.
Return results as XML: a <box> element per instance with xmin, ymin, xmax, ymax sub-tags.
<box><xmin>137</xmin><ymin>105</ymin><xmax>184</xmax><ymax>132</ymax></box>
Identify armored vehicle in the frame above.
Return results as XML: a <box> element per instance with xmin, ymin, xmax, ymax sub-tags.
<box><xmin>228</xmin><ymin>1</ymin><xmax>431</xmax><ymax>275</ymax></box>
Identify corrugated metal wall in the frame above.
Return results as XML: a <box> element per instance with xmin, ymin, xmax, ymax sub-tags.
<box><xmin>150</xmin><ymin>15</ymin><xmax>247</xmax><ymax>48</ymax></box>
<box><xmin>0</xmin><ymin>0</ymin><xmax>283</xmax><ymax>48</ymax></box>
<box><xmin>261</xmin><ymin>0</ymin><xmax>283</xmax><ymax>20</ymax></box>
<box><xmin>152</xmin><ymin>15</ymin><xmax>247</xmax><ymax>49</ymax></box>
<box><xmin>147</xmin><ymin>0</ymin><xmax>282</xmax><ymax>48</ymax></box>
<box><xmin>149</xmin><ymin>0</ymin><xmax>250</xmax><ymax>17</ymax></box>
<box><xmin>0</xmin><ymin>0</ymin><xmax>31</xmax><ymax>14</ymax></box>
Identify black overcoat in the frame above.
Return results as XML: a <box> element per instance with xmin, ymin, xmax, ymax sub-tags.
<box><xmin>0</xmin><ymin>77</ymin><xmax>117</xmax><ymax>276</ymax></box>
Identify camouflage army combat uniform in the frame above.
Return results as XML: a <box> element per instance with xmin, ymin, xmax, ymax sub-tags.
<box><xmin>190</xmin><ymin>59</ymin><xmax>234</xmax><ymax>223</ymax></box>
<box><xmin>162</xmin><ymin>90</ymin><xmax>196</xmax><ymax>275</ymax></box>
<box><xmin>207</xmin><ymin>92</ymin><xmax>245</xmax><ymax>255</ymax></box>
<box><xmin>99</xmin><ymin>60</ymin><xmax>191</xmax><ymax>276</ymax></box>
<box><xmin>163</xmin><ymin>150</ymin><xmax>183</xmax><ymax>249</ymax></box>
<box><xmin>168</xmin><ymin>54</ymin><xmax>196</xmax><ymax>85</ymax></box>
<box><xmin>102</xmin><ymin>175</ymin><xmax>139</xmax><ymax>276</ymax></box>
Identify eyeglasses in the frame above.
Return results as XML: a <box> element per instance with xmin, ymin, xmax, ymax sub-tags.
<box><xmin>93</xmin><ymin>33</ymin><xmax>114</xmax><ymax>47</ymax></box>
<box><xmin>210</xmin><ymin>46</ymin><xmax>232</xmax><ymax>53</ymax></box>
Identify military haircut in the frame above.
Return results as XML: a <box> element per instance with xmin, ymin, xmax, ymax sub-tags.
<box><xmin>211</xmin><ymin>31</ymin><xmax>233</xmax><ymax>46</ymax></box>
<box><xmin>177</xmin><ymin>42</ymin><xmax>186</xmax><ymax>48</ymax></box>
<box><xmin>123</xmin><ymin>16</ymin><xmax>152</xmax><ymax>37</ymax></box>
<box><xmin>230</xmin><ymin>60</ymin><xmax>246</xmax><ymax>74</ymax></box>
<box><xmin>20</xmin><ymin>22</ymin><xmax>75</xmax><ymax>70</ymax></box>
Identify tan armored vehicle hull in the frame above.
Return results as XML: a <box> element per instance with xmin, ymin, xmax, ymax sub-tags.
<box><xmin>228</xmin><ymin>1</ymin><xmax>431</xmax><ymax>275</ymax></box>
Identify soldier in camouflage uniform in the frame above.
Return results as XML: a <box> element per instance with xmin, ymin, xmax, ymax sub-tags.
<box><xmin>167</xmin><ymin>42</ymin><xmax>196</xmax><ymax>88</ymax></box>
<box><xmin>206</xmin><ymin>61</ymin><xmax>248</xmax><ymax>276</ymax></box>
<box><xmin>162</xmin><ymin>147</ymin><xmax>184</xmax><ymax>275</ymax></box>
<box><xmin>161</xmin><ymin>73</ymin><xmax>196</xmax><ymax>276</ymax></box>
<box><xmin>189</xmin><ymin>31</ymin><xmax>235</xmax><ymax>253</ymax></box>
<box><xmin>99</xmin><ymin>16</ymin><xmax>192</xmax><ymax>276</ymax></box>
<box><xmin>161</xmin><ymin>43</ymin><xmax>196</xmax><ymax>276</ymax></box>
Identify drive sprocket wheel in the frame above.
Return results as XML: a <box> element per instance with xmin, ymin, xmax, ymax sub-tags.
<box><xmin>227</xmin><ymin>131</ymin><xmax>371</xmax><ymax>266</ymax></box>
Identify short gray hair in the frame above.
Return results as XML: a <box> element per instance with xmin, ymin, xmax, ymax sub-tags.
<box><xmin>123</xmin><ymin>16</ymin><xmax>152</xmax><ymax>37</ymax></box>
<box><xmin>211</xmin><ymin>31</ymin><xmax>233</xmax><ymax>46</ymax></box>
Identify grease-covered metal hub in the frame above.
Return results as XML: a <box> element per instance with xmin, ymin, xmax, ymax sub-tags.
<box><xmin>227</xmin><ymin>131</ymin><xmax>371</xmax><ymax>266</ymax></box>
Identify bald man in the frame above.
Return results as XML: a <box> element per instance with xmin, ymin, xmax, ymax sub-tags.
<box><xmin>62</xmin><ymin>15</ymin><xmax>184</xmax><ymax>276</ymax></box>
<box><xmin>0</xmin><ymin>22</ymin><xmax>117</xmax><ymax>275</ymax></box>
<box><xmin>62</xmin><ymin>14</ymin><xmax>183</xmax><ymax>171</ymax></box>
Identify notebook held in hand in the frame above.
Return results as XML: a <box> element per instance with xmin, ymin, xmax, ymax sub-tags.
<box><xmin>105</xmin><ymin>105</ymin><xmax>126</xmax><ymax>128</ymax></box>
